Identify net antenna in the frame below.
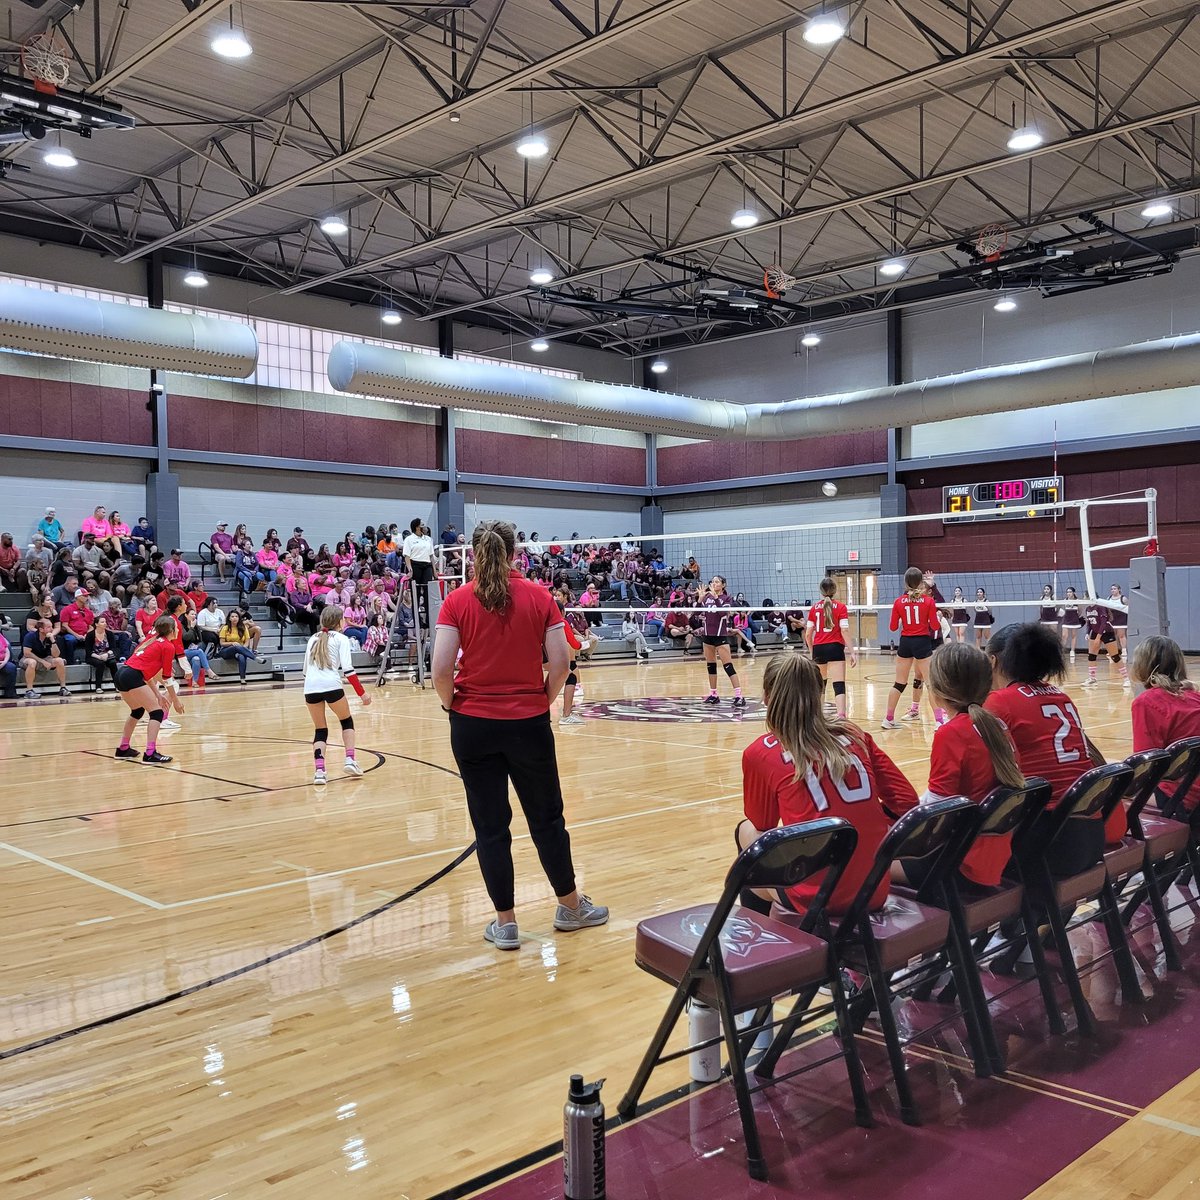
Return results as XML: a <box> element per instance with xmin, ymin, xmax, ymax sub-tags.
<box><xmin>763</xmin><ymin>262</ymin><xmax>799</xmax><ymax>300</ymax></box>
<box><xmin>20</xmin><ymin>31</ymin><xmax>71</xmax><ymax>94</ymax></box>
<box><xmin>975</xmin><ymin>223</ymin><xmax>1009</xmax><ymax>263</ymax></box>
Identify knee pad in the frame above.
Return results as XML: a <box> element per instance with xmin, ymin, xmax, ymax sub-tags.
<box><xmin>1088</xmin><ymin>653</ymin><xmax>1098</xmax><ymax>662</ymax></box>
<box><xmin>313</xmin><ymin>727</ymin><xmax>328</xmax><ymax>743</ymax></box>
<box><xmin>1112</xmin><ymin>652</ymin><xmax>1122</xmax><ymax>664</ymax></box>
<box><xmin>912</xmin><ymin>678</ymin><xmax>923</xmax><ymax>691</ymax></box>
<box><xmin>130</xmin><ymin>706</ymin><xmax>145</xmax><ymax>719</ymax></box>
<box><xmin>891</xmin><ymin>682</ymin><xmax>906</xmax><ymax>696</ymax></box>
<box><xmin>339</xmin><ymin>715</ymin><xmax>354</xmax><ymax>731</ymax></box>
<box><xmin>723</xmin><ymin>661</ymin><xmax>736</xmax><ymax>678</ymax></box>
<box><xmin>149</xmin><ymin>709</ymin><xmax>165</xmax><ymax>724</ymax></box>
<box><xmin>566</xmin><ymin>671</ymin><xmax>577</xmax><ymax>687</ymax></box>
<box><xmin>833</xmin><ymin>681</ymin><xmax>846</xmax><ymax>697</ymax></box>
<box><xmin>707</xmin><ymin>662</ymin><xmax>718</xmax><ymax>677</ymax></box>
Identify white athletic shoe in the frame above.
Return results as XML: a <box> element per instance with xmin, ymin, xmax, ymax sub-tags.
<box><xmin>1069</xmin><ymin>650</ymin><xmax>1077</xmax><ymax>662</ymax></box>
<box><xmin>313</xmin><ymin>768</ymin><xmax>327</xmax><ymax>786</ymax></box>
<box><xmin>1122</xmin><ymin>677</ymin><xmax>1131</xmax><ymax>690</ymax></box>
<box><xmin>160</xmin><ymin>718</ymin><xmax>181</xmax><ymax>731</ymax></box>
<box><xmin>344</xmin><ymin>758</ymin><xmax>364</xmax><ymax>776</ymax></box>
<box><xmin>559</xmin><ymin>713</ymin><xmax>585</xmax><ymax>727</ymax></box>
<box><xmin>903</xmin><ymin>708</ymin><xmax>922</xmax><ymax>721</ymax></box>
<box><xmin>1081</xmin><ymin>677</ymin><xmax>1098</xmax><ymax>688</ymax></box>
<box><xmin>881</xmin><ymin>718</ymin><xmax>904</xmax><ymax>730</ymax></box>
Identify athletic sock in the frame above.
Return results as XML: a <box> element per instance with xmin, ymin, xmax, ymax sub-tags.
<box><xmin>708</xmin><ymin>688</ymin><xmax>718</xmax><ymax>698</ymax></box>
<box><xmin>345</xmin><ymin>749</ymin><xmax>356</xmax><ymax>760</ymax></box>
<box><xmin>119</xmin><ymin>738</ymin><xmax>130</xmax><ymax>751</ymax></box>
<box><xmin>1089</xmin><ymin>667</ymin><xmax>1097</xmax><ymax>678</ymax></box>
<box><xmin>315</xmin><ymin>755</ymin><xmax>326</xmax><ymax>769</ymax></box>
<box><xmin>146</xmin><ymin>741</ymin><xmax>156</xmax><ymax>754</ymax></box>
<box><xmin>734</xmin><ymin>686</ymin><xmax>743</xmax><ymax>698</ymax></box>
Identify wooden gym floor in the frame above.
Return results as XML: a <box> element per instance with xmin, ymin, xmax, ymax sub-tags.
<box><xmin>0</xmin><ymin>649</ymin><xmax>1196</xmax><ymax>1199</ymax></box>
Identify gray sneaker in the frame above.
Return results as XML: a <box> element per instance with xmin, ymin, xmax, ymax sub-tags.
<box><xmin>554</xmin><ymin>895</ymin><xmax>610</xmax><ymax>932</ymax></box>
<box><xmin>483</xmin><ymin>920</ymin><xmax>520</xmax><ymax>950</ymax></box>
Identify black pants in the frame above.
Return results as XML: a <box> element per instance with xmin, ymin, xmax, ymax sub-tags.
<box><xmin>448</xmin><ymin>710</ymin><xmax>576</xmax><ymax>912</ymax></box>
<box><xmin>88</xmin><ymin>654</ymin><xmax>119</xmax><ymax>688</ymax></box>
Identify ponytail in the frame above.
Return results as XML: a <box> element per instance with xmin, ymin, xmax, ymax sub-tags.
<box><xmin>966</xmin><ymin>703</ymin><xmax>1026</xmax><ymax>789</ymax></box>
<box><xmin>1131</xmin><ymin>635</ymin><xmax>1190</xmax><ymax>694</ymax></box>
<box><xmin>903</xmin><ymin>565</ymin><xmax>924</xmax><ymax>601</ymax></box>
<box><xmin>310</xmin><ymin>604</ymin><xmax>344</xmax><ymax>671</ymax></box>
<box><xmin>472</xmin><ymin>520</ymin><xmax>516</xmax><ymax>612</ymax></box>
<box><xmin>819</xmin><ymin>576</ymin><xmax>836</xmax><ymax>633</ymax></box>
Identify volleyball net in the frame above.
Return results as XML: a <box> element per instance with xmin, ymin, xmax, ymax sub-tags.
<box><xmin>515</xmin><ymin>489</ymin><xmax>1158</xmax><ymax>633</ymax></box>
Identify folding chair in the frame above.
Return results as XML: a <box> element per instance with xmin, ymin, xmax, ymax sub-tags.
<box><xmin>1014</xmin><ymin>762</ymin><xmax>1135</xmax><ymax>1038</ymax></box>
<box><xmin>618</xmin><ymin>818</ymin><xmax>864</xmax><ymax>1182</ymax></box>
<box><xmin>763</xmin><ymin>798</ymin><xmax>981</xmax><ymax>1126</ymax></box>
<box><xmin>914</xmin><ymin>780</ymin><xmax>1054</xmax><ymax>1075</ymax></box>
<box><xmin>1153</xmin><ymin>735</ymin><xmax>1200</xmax><ymax>884</ymax></box>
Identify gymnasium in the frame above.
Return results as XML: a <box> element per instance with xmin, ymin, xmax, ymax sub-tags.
<box><xmin>3</xmin><ymin>1</ymin><xmax>1200</xmax><ymax>1197</ymax></box>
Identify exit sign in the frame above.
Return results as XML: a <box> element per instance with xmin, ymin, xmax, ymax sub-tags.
<box><xmin>847</xmin><ymin>550</ymin><xmax>860</xmax><ymax>562</ymax></box>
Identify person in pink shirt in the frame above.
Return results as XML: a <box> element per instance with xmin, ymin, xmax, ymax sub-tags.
<box><xmin>209</xmin><ymin>522</ymin><xmax>235</xmax><ymax>582</ymax></box>
<box><xmin>163</xmin><ymin>549</ymin><xmax>192</xmax><ymax>587</ymax></box>
<box><xmin>108</xmin><ymin>511</ymin><xmax>133</xmax><ymax>557</ymax></box>
<box><xmin>256</xmin><ymin>540</ymin><xmax>280</xmax><ymax>582</ymax></box>
<box><xmin>343</xmin><ymin>598</ymin><xmax>368</xmax><ymax>647</ymax></box>
<box><xmin>332</xmin><ymin>541</ymin><xmax>355</xmax><ymax>571</ymax></box>
<box><xmin>80</xmin><ymin>506</ymin><xmax>114</xmax><ymax>554</ymax></box>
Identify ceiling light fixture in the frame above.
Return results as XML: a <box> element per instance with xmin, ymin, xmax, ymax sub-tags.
<box><xmin>515</xmin><ymin>133</ymin><xmax>549</xmax><ymax>158</ymax></box>
<box><xmin>448</xmin><ymin>111</ymin><xmax>461</xmax><ymax>123</ymax></box>
<box><xmin>801</xmin><ymin>332</ymin><xmax>822</xmax><ymax>347</ymax></box>
<box><xmin>530</xmin><ymin>338</ymin><xmax>550</xmax><ymax>352</ymax></box>
<box><xmin>879</xmin><ymin>259</ymin><xmax>906</xmax><ymax>277</ymax></box>
<box><xmin>803</xmin><ymin>11</ymin><xmax>846</xmax><ymax>45</ymax></box>
<box><xmin>730</xmin><ymin>208</ymin><xmax>759</xmax><ymax>229</ymax></box>
<box><xmin>1141</xmin><ymin>200</ymin><xmax>1173</xmax><ymax>220</ymax></box>
<box><xmin>529</xmin><ymin>268</ymin><xmax>554</xmax><ymax>285</ymax></box>
<box><xmin>994</xmin><ymin>296</ymin><xmax>1017</xmax><ymax>313</ymax></box>
<box><xmin>649</xmin><ymin>359</ymin><xmax>668</xmax><ymax>374</ymax></box>
<box><xmin>1006</xmin><ymin>125</ymin><xmax>1044</xmax><ymax>153</ymax></box>
<box><xmin>42</xmin><ymin>138</ymin><xmax>76</xmax><ymax>169</ymax></box>
<box><xmin>319</xmin><ymin>214</ymin><xmax>348</xmax><ymax>236</ymax></box>
<box><xmin>381</xmin><ymin>308</ymin><xmax>402</xmax><ymax>326</ymax></box>
<box><xmin>210</xmin><ymin>11</ymin><xmax>252</xmax><ymax>59</ymax></box>
<box><xmin>182</xmin><ymin>269</ymin><xmax>208</xmax><ymax>288</ymax></box>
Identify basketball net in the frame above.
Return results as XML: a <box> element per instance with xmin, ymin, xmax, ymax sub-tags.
<box><xmin>21</xmin><ymin>32</ymin><xmax>70</xmax><ymax>96</ymax></box>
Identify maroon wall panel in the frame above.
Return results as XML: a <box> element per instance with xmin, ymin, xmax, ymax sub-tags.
<box><xmin>456</xmin><ymin>428</ymin><xmax>647</xmax><ymax>487</ymax></box>
<box><xmin>656</xmin><ymin>431</ymin><xmax>887</xmax><ymax>487</ymax></box>
<box><xmin>901</xmin><ymin>443</ymin><xmax>1200</xmax><ymax>571</ymax></box>
<box><xmin>0</xmin><ymin>374</ymin><xmax>152</xmax><ymax>445</ymax></box>
<box><xmin>168</xmin><ymin>392</ymin><xmax>437</xmax><ymax>470</ymax></box>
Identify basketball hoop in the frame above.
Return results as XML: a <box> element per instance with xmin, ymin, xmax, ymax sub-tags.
<box><xmin>975</xmin><ymin>223</ymin><xmax>1009</xmax><ymax>263</ymax></box>
<box><xmin>21</xmin><ymin>32</ymin><xmax>71</xmax><ymax>94</ymax></box>
<box><xmin>763</xmin><ymin>262</ymin><xmax>798</xmax><ymax>300</ymax></box>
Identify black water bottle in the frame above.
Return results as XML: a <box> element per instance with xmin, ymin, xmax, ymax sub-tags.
<box><xmin>563</xmin><ymin>1074</ymin><xmax>605</xmax><ymax>1200</ymax></box>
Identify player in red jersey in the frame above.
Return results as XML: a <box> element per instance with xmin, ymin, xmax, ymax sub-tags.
<box><xmin>113</xmin><ymin>615</ymin><xmax>183</xmax><ymax>763</ymax></box>
<box><xmin>984</xmin><ymin>623</ymin><xmax>1115</xmax><ymax>870</ymax></box>
<box><xmin>1082</xmin><ymin>595</ymin><xmax>1129</xmax><ymax>689</ymax></box>
<box><xmin>558</xmin><ymin>608</ymin><xmax>585</xmax><ymax>727</ymax></box>
<box><xmin>699</xmin><ymin>575</ymin><xmax>745</xmax><ymax>708</ymax></box>
<box><xmin>893</xmin><ymin>643</ymin><xmax>1025</xmax><ymax>890</ymax></box>
<box><xmin>1131</xmin><ymin>636</ymin><xmax>1200</xmax><ymax>812</ymax></box>
<box><xmin>883</xmin><ymin>567</ymin><xmax>944</xmax><ymax>729</ymax></box>
<box><xmin>736</xmin><ymin>654</ymin><xmax>917</xmax><ymax>916</ymax></box>
<box><xmin>805</xmin><ymin>577</ymin><xmax>858</xmax><ymax>718</ymax></box>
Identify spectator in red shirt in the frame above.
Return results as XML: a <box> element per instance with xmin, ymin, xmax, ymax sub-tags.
<box><xmin>0</xmin><ymin>532</ymin><xmax>23</xmax><ymax>593</ymax></box>
<box><xmin>737</xmin><ymin>653</ymin><xmax>917</xmax><ymax>916</ymax></box>
<box><xmin>59</xmin><ymin>588</ymin><xmax>95</xmax><ymax>661</ymax></box>
<box><xmin>1130</xmin><ymin>636</ymin><xmax>1200</xmax><ymax>812</ymax></box>
<box><xmin>431</xmin><ymin>520</ymin><xmax>608</xmax><ymax>951</ymax></box>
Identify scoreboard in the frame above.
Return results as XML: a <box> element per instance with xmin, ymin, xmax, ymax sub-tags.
<box><xmin>943</xmin><ymin>476</ymin><xmax>1064</xmax><ymax>523</ymax></box>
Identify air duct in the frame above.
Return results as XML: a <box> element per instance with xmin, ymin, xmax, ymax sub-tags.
<box><xmin>328</xmin><ymin>332</ymin><xmax>1200</xmax><ymax>440</ymax></box>
<box><xmin>0</xmin><ymin>283</ymin><xmax>258</xmax><ymax>377</ymax></box>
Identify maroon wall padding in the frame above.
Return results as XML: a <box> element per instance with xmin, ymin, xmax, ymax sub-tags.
<box><xmin>902</xmin><ymin>443</ymin><xmax>1200</xmax><ymax>570</ymax></box>
<box><xmin>456</xmin><ymin>427</ymin><xmax>647</xmax><ymax>487</ymax></box>
<box><xmin>0</xmin><ymin>374</ymin><xmax>153</xmax><ymax>445</ymax></box>
<box><xmin>166</xmin><ymin>391</ymin><xmax>438</xmax><ymax>469</ymax></box>
<box><xmin>656</xmin><ymin>431</ymin><xmax>887</xmax><ymax>486</ymax></box>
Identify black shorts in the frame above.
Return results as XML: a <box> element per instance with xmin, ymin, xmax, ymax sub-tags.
<box><xmin>305</xmin><ymin>688</ymin><xmax>346</xmax><ymax>705</ymax></box>
<box><xmin>897</xmin><ymin>634</ymin><xmax>933</xmax><ymax>661</ymax></box>
<box><xmin>1093</xmin><ymin>629</ymin><xmax>1117</xmax><ymax>646</ymax></box>
<box><xmin>899</xmin><ymin>854</ymin><xmax>998</xmax><ymax>900</ymax></box>
<box><xmin>974</xmin><ymin>613</ymin><xmax>994</xmax><ymax>627</ymax></box>
<box><xmin>700</xmin><ymin>635</ymin><xmax>727</xmax><ymax>647</ymax></box>
<box><xmin>410</xmin><ymin>562</ymin><xmax>434</xmax><ymax>585</ymax></box>
<box><xmin>116</xmin><ymin>665</ymin><xmax>146</xmax><ymax>692</ymax></box>
<box><xmin>812</xmin><ymin>642</ymin><xmax>846</xmax><ymax>664</ymax></box>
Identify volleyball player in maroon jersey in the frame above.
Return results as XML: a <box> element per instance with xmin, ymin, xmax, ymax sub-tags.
<box><xmin>883</xmin><ymin>567</ymin><xmax>944</xmax><ymax>729</ymax></box>
<box><xmin>699</xmin><ymin>576</ymin><xmax>745</xmax><ymax>707</ymax></box>
<box><xmin>805</xmin><ymin>577</ymin><xmax>857</xmax><ymax>718</ymax></box>
<box><xmin>1082</xmin><ymin>596</ymin><xmax>1129</xmax><ymax>688</ymax></box>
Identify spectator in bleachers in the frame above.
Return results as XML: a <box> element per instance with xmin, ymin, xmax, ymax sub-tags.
<box><xmin>85</xmin><ymin>574</ymin><xmax>115</xmax><ymax>617</ymax></box>
<box><xmin>22</xmin><ymin>618</ymin><xmax>70</xmax><ymax>698</ymax></box>
<box><xmin>333</xmin><ymin>541</ymin><xmax>355</xmax><ymax>571</ymax></box>
<box><xmin>256</xmin><ymin>538</ymin><xmax>280</xmax><ymax>584</ymax></box>
<box><xmin>127</xmin><ymin>580</ymin><xmax>153</xmax><ymax>616</ymax></box>
<box><xmin>218</xmin><ymin>610</ymin><xmax>260</xmax><ymax>684</ymax></box>
<box><xmin>287</xmin><ymin>527</ymin><xmax>313</xmax><ymax>567</ymax></box>
<box><xmin>233</xmin><ymin>522</ymin><xmax>249</xmax><ymax>545</ymax></box>
<box><xmin>264</xmin><ymin>528</ymin><xmax>282</xmax><ymax>552</ymax></box>
<box><xmin>178</xmin><ymin>606</ymin><xmax>210</xmax><ymax>688</ymax></box>
<box><xmin>24</xmin><ymin>535</ymin><xmax>53</xmax><ymax>600</ymax></box>
<box><xmin>130</xmin><ymin>515</ymin><xmax>155</xmax><ymax>560</ymax></box>
<box><xmin>234</xmin><ymin>540</ymin><xmax>263</xmax><ymax>593</ymax></box>
<box><xmin>286</xmin><ymin>574</ymin><xmax>320</xmax><ymax>633</ymax></box>
<box><xmin>102</xmin><ymin>596</ymin><xmax>133</xmax><ymax>660</ymax></box>
<box><xmin>237</xmin><ymin>600</ymin><xmax>263</xmax><ymax>652</ymax></box>
<box><xmin>134</xmin><ymin>595</ymin><xmax>161</xmax><ymax>641</ymax></box>
<box><xmin>84</xmin><ymin>618</ymin><xmax>119</xmax><ymax>692</ymax></box>
<box><xmin>0</xmin><ymin>634</ymin><xmax>16</xmax><ymax>699</ymax></box>
<box><xmin>59</xmin><ymin>588</ymin><xmax>95</xmax><ymax>662</ymax></box>
<box><xmin>24</xmin><ymin>595</ymin><xmax>57</xmax><ymax>637</ymax></box>
<box><xmin>109</xmin><ymin>511</ymin><xmax>133</xmax><ymax>556</ymax></box>
<box><xmin>81</xmin><ymin>506</ymin><xmax>121</xmax><ymax>558</ymax></box>
<box><xmin>163</xmin><ymin>548</ymin><xmax>192</xmax><ymax>588</ymax></box>
<box><xmin>313</xmin><ymin>543</ymin><xmax>333</xmax><ymax>572</ymax></box>
<box><xmin>196</xmin><ymin>596</ymin><xmax>224</xmax><ymax>652</ymax></box>
<box><xmin>37</xmin><ymin>507</ymin><xmax>70</xmax><ymax>549</ymax></box>
<box><xmin>210</xmin><ymin>522</ymin><xmax>235</xmax><ymax>582</ymax></box>
<box><xmin>0</xmin><ymin>532</ymin><xmax>23</xmax><ymax>593</ymax></box>
<box><xmin>110</xmin><ymin>554</ymin><xmax>137</xmax><ymax>600</ymax></box>
<box><xmin>51</xmin><ymin>573</ymin><xmax>81</xmax><ymax>612</ymax></box>
<box><xmin>73</xmin><ymin>533</ymin><xmax>112</xmax><ymax>576</ymax></box>
<box><xmin>364</xmin><ymin>611</ymin><xmax>389</xmax><ymax>663</ymax></box>
<box><xmin>377</xmin><ymin>526</ymin><xmax>398</xmax><ymax>557</ymax></box>
<box><xmin>578</xmin><ymin>582</ymin><xmax>604</xmax><ymax>628</ymax></box>
<box><xmin>343</xmin><ymin>597</ymin><xmax>368</xmax><ymax>647</ymax></box>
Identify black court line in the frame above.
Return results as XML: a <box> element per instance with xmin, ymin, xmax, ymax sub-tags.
<box><xmin>80</xmin><ymin>750</ymin><xmax>273</xmax><ymax>792</ymax></box>
<box><xmin>0</xmin><ymin>838</ymin><xmax>477</xmax><ymax>1062</ymax></box>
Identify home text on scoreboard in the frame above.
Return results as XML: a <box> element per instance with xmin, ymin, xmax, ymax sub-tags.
<box><xmin>942</xmin><ymin>476</ymin><xmax>1065</xmax><ymax>524</ymax></box>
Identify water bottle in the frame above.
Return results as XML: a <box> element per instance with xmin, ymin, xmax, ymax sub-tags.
<box><xmin>563</xmin><ymin>1074</ymin><xmax>605</xmax><ymax>1200</ymax></box>
<box><xmin>687</xmin><ymin>999</ymin><xmax>722</xmax><ymax>1083</ymax></box>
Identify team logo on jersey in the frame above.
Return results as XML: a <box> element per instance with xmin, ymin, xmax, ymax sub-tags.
<box><xmin>681</xmin><ymin>911</ymin><xmax>789</xmax><ymax>958</ymax></box>
<box><xmin>573</xmin><ymin>696</ymin><xmax>766</xmax><ymax>723</ymax></box>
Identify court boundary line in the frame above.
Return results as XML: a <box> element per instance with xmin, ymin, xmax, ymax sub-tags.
<box><xmin>0</xmin><ymin>842</ymin><xmax>165</xmax><ymax>910</ymax></box>
<box><xmin>0</xmin><ymin>840</ymin><xmax>478</xmax><ymax>1062</ymax></box>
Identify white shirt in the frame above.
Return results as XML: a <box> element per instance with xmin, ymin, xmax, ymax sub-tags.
<box><xmin>303</xmin><ymin>629</ymin><xmax>357</xmax><ymax>693</ymax></box>
<box><xmin>526</xmin><ymin>540</ymin><xmax>544</xmax><ymax>557</ymax></box>
<box><xmin>404</xmin><ymin>533</ymin><xmax>433</xmax><ymax>564</ymax></box>
<box><xmin>197</xmin><ymin>607</ymin><xmax>225</xmax><ymax>631</ymax></box>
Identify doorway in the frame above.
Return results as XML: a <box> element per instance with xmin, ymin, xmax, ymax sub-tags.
<box><xmin>825</xmin><ymin>566</ymin><xmax>881</xmax><ymax>649</ymax></box>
